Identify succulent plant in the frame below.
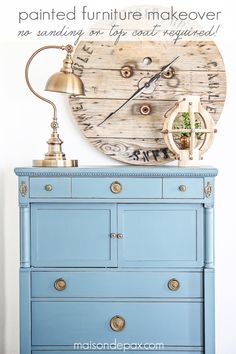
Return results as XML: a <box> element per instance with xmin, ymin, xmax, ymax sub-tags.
<box><xmin>175</xmin><ymin>112</ymin><xmax>203</xmax><ymax>139</ymax></box>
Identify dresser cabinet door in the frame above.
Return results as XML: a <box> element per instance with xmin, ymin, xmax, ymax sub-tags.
<box><xmin>31</xmin><ymin>203</ymin><xmax>117</xmax><ymax>267</ymax></box>
<box><xmin>118</xmin><ymin>204</ymin><xmax>203</xmax><ymax>267</ymax></box>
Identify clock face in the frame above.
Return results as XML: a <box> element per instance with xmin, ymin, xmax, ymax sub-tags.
<box><xmin>69</xmin><ymin>40</ymin><xmax>226</xmax><ymax>165</ymax></box>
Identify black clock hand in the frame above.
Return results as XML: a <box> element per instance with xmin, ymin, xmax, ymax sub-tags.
<box><xmin>98</xmin><ymin>56</ymin><xmax>179</xmax><ymax>126</ymax></box>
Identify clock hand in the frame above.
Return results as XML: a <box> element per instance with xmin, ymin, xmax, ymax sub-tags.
<box><xmin>98</xmin><ymin>56</ymin><xmax>179</xmax><ymax>126</ymax></box>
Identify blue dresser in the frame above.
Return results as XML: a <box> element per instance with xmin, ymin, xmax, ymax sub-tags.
<box><xmin>15</xmin><ymin>166</ymin><xmax>217</xmax><ymax>354</ymax></box>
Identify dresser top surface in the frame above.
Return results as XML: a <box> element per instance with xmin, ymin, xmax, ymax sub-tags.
<box><xmin>14</xmin><ymin>166</ymin><xmax>218</xmax><ymax>177</ymax></box>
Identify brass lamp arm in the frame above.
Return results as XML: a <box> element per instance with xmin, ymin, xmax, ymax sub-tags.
<box><xmin>25</xmin><ymin>44</ymin><xmax>73</xmax><ymax>124</ymax></box>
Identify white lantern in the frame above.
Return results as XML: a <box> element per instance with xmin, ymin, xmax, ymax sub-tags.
<box><xmin>162</xmin><ymin>95</ymin><xmax>217</xmax><ymax>166</ymax></box>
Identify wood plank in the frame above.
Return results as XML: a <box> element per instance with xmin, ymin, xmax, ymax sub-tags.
<box><xmin>69</xmin><ymin>98</ymin><xmax>224</xmax><ymax>138</ymax></box>
<box><xmin>73</xmin><ymin>41</ymin><xmax>226</xmax><ymax>71</ymax></box>
<box><xmin>70</xmin><ymin>69</ymin><xmax>225</xmax><ymax>101</ymax></box>
<box><xmin>88</xmin><ymin>137</ymin><xmax>175</xmax><ymax>165</ymax></box>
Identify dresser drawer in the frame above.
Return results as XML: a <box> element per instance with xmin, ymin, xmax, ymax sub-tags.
<box><xmin>72</xmin><ymin>177</ymin><xmax>162</xmax><ymax>198</ymax></box>
<box><xmin>30</xmin><ymin>178</ymin><xmax>71</xmax><ymax>198</ymax></box>
<box><xmin>32</xmin><ymin>301</ymin><xmax>203</xmax><ymax>346</ymax></box>
<box><xmin>31</xmin><ymin>271</ymin><xmax>203</xmax><ymax>298</ymax></box>
<box><xmin>163</xmin><ymin>178</ymin><xmax>203</xmax><ymax>198</ymax></box>
<box><xmin>32</xmin><ymin>352</ymin><xmax>203</xmax><ymax>354</ymax></box>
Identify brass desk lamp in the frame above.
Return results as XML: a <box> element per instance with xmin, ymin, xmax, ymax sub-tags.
<box><xmin>25</xmin><ymin>44</ymin><xmax>84</xmax><ymax>167</ymax></box>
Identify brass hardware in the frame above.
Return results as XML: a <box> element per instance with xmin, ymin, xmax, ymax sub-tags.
<box><xmin>54</xmin><ymin>278</ymin><xmax>67</xmax><ymax>291</ymax></box>
<box><xmin>168</xmin><ymin>278</ymin><xmax>180</xmax><ymax>291</ymax></box>
<box><xmin>161</xmin><ymin>66</ymin><xmax>175</xmax><ymax>79</ymax></box>
<box><xmin>120</xmin><ymin>66</ymin><xmax>133</xmax><ymax>78</ymax></box>
<box><xmin>110</xmin><ymin>181</ymin><xmax>122</xmax><ymax>194</ymax></box>
<box><xmin>139</xmin><ymin>104</ymin><xmax>151</xmax><ymax>115</ymax></box>
<box><xmin>179</xmin><ymin>185</ymin><xmax>187</xmax><ymax>192</ymax></box>
<box><xmin>205</xmin><ymin>182</ymin><xmax>213</xmax><ymax>198</ymax></box>
<box><xmin>19</xmin><ymin>181</ymin><xmax>28</xmax><ymax>197</ymax></box>
<box><xmin>110</xmin><ymin>315</ymin><xmax>126</xmax><ymax>331</ymax></box>
<box><xmin>111</xmin><ymin>233</ymin><xmax>123</xmax><ymax>239</ymax></box>
<box><xmin>45</xmin><ymin>184</ymin><xmax>53</xmax><ymax>192</ymax></box>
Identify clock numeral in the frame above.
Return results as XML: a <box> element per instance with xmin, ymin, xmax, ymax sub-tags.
<box><xmin>75</xmin><ymin>114</ymin><xmax>94</xmax><ymax>131</ymax></box>
<box><xmin>72</xmin><ymin>104</ymin><xmax>83</xmax><ymax>112</ymax></box>
<box><xmin>206</xmin><ymin>105</ymin><xmax>217</xmax><ymax>114</ymax></box>
<box><xmin>209</xmin><ymin>82</ymin><xmax>220</xmax><ymax>89</ymax></box>
<box><xmin>207</xmin><ymin>72</ymin><xmax>221</xmax><ymax>100</ymax></box>
<box><xmin>82</xmin><ymin>44</ymin><xmax>93</xmax><ymax>55</ymax></box>
<box><xmin>207</xmin><ymin>61</ymin><xmax>218</xmax><ymax>68</ymax></box>
<box><xmin>76</xmin><ymin>113</ymin><xmax>88</xmax><ymax>122</ymax></box>
<box><xmin>77</xmin><ymin>56</ymin><xmax>89</xmax><ymax>63</ymax></box>
<box><xmin>131</xmin><ymin>148</ymin><xmax>172</xmax><ymax>162</ymax></box>
<box><xmin>208</xmin><ymin>94</ymin><xmax>219</xmax><ymax>100</ymax></box>
<box><xmin>72</xmin><ymin>63</ymin><xmax>84</xmax><ymax>75</ymax></box>
<box><xmin>208</xmin><ymin>73</ymin><xmax>218</xmax><ymax>81</ymax></box>
<box><xmin>83</xmin><ymin>123</ymin><xmax>94</xmax><ymax>131</ymax></box>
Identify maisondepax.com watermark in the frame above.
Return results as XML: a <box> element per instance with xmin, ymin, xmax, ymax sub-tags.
<box><xmin>74</xmin><ymin>339</ymin><xmax>165</xmax><ymax>351</ymax></box>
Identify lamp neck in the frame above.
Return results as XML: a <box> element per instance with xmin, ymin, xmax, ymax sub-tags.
<box><xmin>25</xmin><ymin>44</ymin><xmax>73</xmax><ymax>132</ymax></box>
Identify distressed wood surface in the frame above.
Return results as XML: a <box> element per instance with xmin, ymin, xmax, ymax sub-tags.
<box><xmin>69</xmin><ymin>40</ymin><xmax>226</xmax><ymax>165</ymax></box>
<box><xmin>70</xmin><ymin>98</ymin><xmax>224</xmax><ymax>138</ymax></box>
<box><xmin>72</xmin><ymin>41</ymin><xmax>226</xmax><ymax>71</ymax></box>
<box><xmin>70</xmin><ymin>69</ymin><xmax>225</xmax><ymax>101</ymax></box>
<box><xmin>88</xmin><ymin>137</ymin><xmax>175</xmax><ymax>165</ymax></box>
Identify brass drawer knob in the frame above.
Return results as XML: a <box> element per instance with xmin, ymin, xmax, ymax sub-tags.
<box><xmin>117</xmin><ymin>233</ymin><xmax>124</xmax><ymax>239</ymax></box>
<box><xmin>168</xmin><ymin>278</ymin><xmax>180</xmax><ymax>291</ymax></box>
<box><xmin>45</xmin><ymin>184</ymin><xmax>53</xmax><ymax>192</ymax></box>
<box><xmin>179</xmin><ymin>185</ymin><xmax>187</xmax><ymax>192</ymax></box>
<box><xmin>110</xmin><ymin>315</ymin><xmax>126</xmax><ymax>331</ymax></box>
<box><xmin>54</xmin><ymin>278</ymin><xmax>67</xmax><ymax>291</ymax></box>
<box><xmin>110</xmin><ymin>181</ymin><xmax>122</xmax><ymax>194</ymax></box>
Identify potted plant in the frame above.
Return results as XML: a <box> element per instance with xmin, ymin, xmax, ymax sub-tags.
<box><xmin>175</xmin><ymin>112</ymin><xmax>203</xmax><ymax>149</ymax></box>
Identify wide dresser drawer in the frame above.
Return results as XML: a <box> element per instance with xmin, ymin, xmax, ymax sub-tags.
<box><xmin>32</xmin><ymin>301</ymin><xmax>203</xmax><ymax>346</ymax></box>
<box><xmin>31</xmin><ymin>271</ymin><xmax>203</xmax><ymax>298</ymax></box>
<box><xmin>32</xmin><ymin>352</ymin><xmax>203</xmax><ymax>354</ymax></box>
<box><xmin>72</xmin><ymin>177</ymin><xmax>162</xmax><ymax>198</ymax></box>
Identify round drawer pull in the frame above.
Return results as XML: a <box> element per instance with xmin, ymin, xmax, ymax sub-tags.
<box><xmin>168</xmin><ymin>278</ymin><xmax>180</xmax><ymax>291</ymax></box>
<box><xmin>110</xmin><ymin>181</ymin><xmax>122</xmax><ymax>194</ymax></box>
<box><xmin>45</xmin><ymin>184</ymin><xmax>53</xmax><ymax>192</ymax></box>
<box><xmin>179</xmin><ymin>185</ymin><xmax>187</xmax><ymax>192</ymax></box>
<box><xmin>54</xmin><ymin>278</ymin><xmax>67</xmax><ymax>291</ymax></box>
<box><xmin>110</xmin><ymin>315</ymin><xmax>126</xmax><ymax>332</ymax></box>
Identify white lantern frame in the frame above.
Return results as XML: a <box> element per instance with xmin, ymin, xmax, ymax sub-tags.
<box><xmin>162</xmin><ymin>96</ymin><xmax>217</xmax><ymax>166</ymax></box>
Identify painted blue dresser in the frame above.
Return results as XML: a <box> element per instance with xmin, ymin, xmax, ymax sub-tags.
<box><xmin>15</xmin><ymin>166</ymin><xmax>217</xmax><ymax>354</ymax></box>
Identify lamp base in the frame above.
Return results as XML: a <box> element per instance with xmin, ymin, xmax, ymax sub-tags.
<box><xmin>33</xmin><ymin>159</ymin><xmax>78</xmax><ymax>167</ymax></box>
<box><xmin>32</xmin><ymin>132</ymin><xmax>78</xmax><ymax>167</ymax></box>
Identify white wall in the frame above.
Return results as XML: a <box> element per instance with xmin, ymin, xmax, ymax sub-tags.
<box><xmin>0</xmin><ymin>0</ymin><xmax>236</xmax><ymax>353</ymax></box>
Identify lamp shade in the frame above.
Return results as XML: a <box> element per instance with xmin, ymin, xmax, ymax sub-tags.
<box><xmin>45</xmin><ymin>71</ymin><xmax>85</xmax><ymax>95</ymax></box>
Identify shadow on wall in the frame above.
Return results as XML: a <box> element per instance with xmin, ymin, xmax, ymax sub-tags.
<box><xmin>0</xmin><ymin>168</ymin><xmax>5</xmax><ymax>352</ymax></box>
